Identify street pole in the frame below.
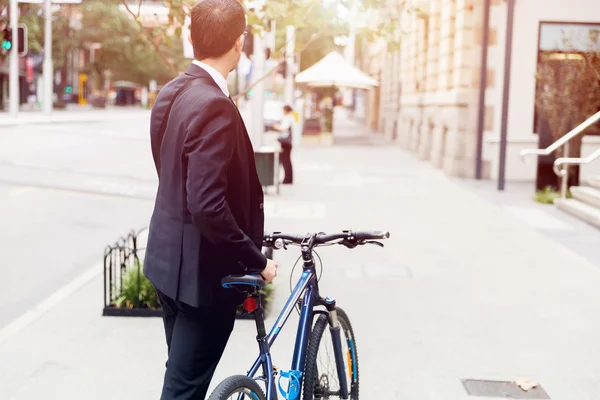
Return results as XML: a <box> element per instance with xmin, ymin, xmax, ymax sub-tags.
<box><xmin>43</xmin><ymin>0</ymin><xmax>53</xmax><ymax>115</ymax></box>
<box><xmin>344</xmin><ymin>0</ymin><xmax>357</xmax><ymax>65</ymax></box>
<box><xmin>9</xmin><ymin>0</ymin><xmax>19</xmax><ymax>117</ymax></box>
<box><xmin>475</xmin><ymin>0</ymin><xmax>491</xmax><ymax>180</ymax></box>
<box><xmin>497</xmin><ymin>0</ymin><xmax>516</xmax><ymax>191</ymax></box>
<box><xmin>343</xmin><ymin>0</ymin><xmax>357</xmax><ymax>111</ymax></box>
<box><xmin>284</xmin><ymin>25</ymin><xmax>295</xmax><ymax>105</ymax></box>
<box><xmin>267</xmin><ymin>20</ymin><xmax>276</xmax><ymax>53</ymax></box>
<box><xmin>250</xmin><ymin>31</ymin><xmax>266</xmax><ymax>149</ymax></box>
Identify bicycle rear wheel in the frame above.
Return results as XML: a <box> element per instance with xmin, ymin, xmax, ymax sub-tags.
<box><xmin>303</xmin><ymin>308</ymin><xmax>359</xmax><ymax>399</ymax></box>
<box><xmin>208</xmin><ymin>375</ymin><xmax>266</xmax><ymax>400</ymax></box>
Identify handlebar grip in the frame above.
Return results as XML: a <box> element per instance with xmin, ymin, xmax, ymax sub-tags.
<box><xmin>354</xmin><ymin>231</ymin><xmax>390</xmax><ymax>240</ymax></box>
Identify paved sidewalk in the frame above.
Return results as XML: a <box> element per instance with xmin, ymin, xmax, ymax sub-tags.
<box><xmin>0</xmin><ymin>107</ymin><xmax>151</xmax><ymax>127</ymax></box>
<box><xmin>2</xmin><ymin>117</ymin><xmax>600</xmax><ymax>399</ymax></box>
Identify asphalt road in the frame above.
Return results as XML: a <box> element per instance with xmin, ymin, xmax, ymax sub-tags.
<box><xmin>0</xmin><ymin>117</ymin><xmax>156</xmax><ymax>329</ymax></box>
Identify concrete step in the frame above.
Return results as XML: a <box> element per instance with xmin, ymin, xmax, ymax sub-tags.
<box><xmin>555</xmin><ymin>198</ymin><xmax>600</xmax><ymax>229</ymax></box>
<box><xmin>570</xmin><ymin>186</ymin><xmax>600</xmax><ymax>208</ymax></box>
<box><xmin>588</xmin><ymin>175</ymin><xmax>600</xmax><ymax>189</ymax></box>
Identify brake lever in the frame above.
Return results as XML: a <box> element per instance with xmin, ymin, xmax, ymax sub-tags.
<box><xmin>365</xmin><ymin>240</ymin><xmax>384</xmax><ymax>248</ymax></box>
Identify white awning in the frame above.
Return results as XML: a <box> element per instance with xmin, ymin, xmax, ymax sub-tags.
<box><xmin>295</xmin><ymin>51</ymin><xmax>379</xmax><ymax>89</ymax></box>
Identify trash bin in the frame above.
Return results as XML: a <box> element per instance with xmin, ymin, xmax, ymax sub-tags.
<box><xmin>254</xmin><ymin>147</ymin><xmax>280</xmax><ymax>194</ymax></box>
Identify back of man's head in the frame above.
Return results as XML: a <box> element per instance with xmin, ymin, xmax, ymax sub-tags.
<box><xmin>191</xmin><ymin>0</ymin><xmax>246</xmax><ymax>60</ymax></box>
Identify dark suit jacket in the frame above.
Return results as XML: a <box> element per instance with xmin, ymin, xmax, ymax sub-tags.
<box><xmin>144</xmin><ymin>63</ymin><xmax>266</xmax><ymax>308</ymax></box>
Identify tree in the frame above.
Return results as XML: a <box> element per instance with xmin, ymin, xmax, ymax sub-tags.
<box><xmin>118</xmin><ymin>0</ymin><xmax>409</xmax><ymax>98</ymax></box>
<box><xmin>0</xmin><ymin>1</ymin><xmax>46</xmax><ymax>56</ymax></box>
<box><xmin>77</xmin><ymin>1</ymin><xmax>186</xmax><ymax>87</ymax></box>
<box><xmin>535</xmin><ymin>38</ymin><xmax>600</xmax><ymax>190</ymax></box>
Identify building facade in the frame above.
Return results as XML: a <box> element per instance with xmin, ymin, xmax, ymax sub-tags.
<box><xmin>376</xmin><ymin>0</ymin><xmax>600</xmax><ymax>181</ymax></box>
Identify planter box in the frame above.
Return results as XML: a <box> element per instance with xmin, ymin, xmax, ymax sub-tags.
<box><xmin>103</xmin><ymin>301</ymin><xmax>268</xmax><ymax>320</ymax></box>
<box><xmin>103</xmin><ymin>306</ymin><xmax>162</xmax><ymax>318</ymax></box>
<box><xmin>103</xmin><ymin>228</ymin><xmax>273</xmax><ymax>319</ymax></box>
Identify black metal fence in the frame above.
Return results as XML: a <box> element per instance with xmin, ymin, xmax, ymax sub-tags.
<box><xmin>102</xmin><ymin>227</ymin><xmax>160</xmax><ymax>317</ymax></box>
<box><xmin>102</xmin><ymin>227</ymin><xmax>274</xmax><ymax>318</ymax></box>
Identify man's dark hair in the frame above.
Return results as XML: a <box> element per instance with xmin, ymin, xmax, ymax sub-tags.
<box><xmin>283</xmin><ymin>105</ymin><xmax>293</xmax><ymax>113</ymax></box>
<box><xmin>191</xmin><ymin>0</ymin><xmax>246</xmax><ymax>60</ymax></box>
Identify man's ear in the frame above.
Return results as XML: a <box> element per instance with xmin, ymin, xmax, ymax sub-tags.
<box><xmin>188</xmin><ymin>33</ymin><xmax>193</xmax><ymax>47</ymax></box>
<box><xmin>235</xmin><ymin>34</ymin><xmax>244</xmax><ymax>53</ymax></box>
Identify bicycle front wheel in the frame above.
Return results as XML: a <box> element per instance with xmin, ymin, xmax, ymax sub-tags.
<box><xmin>303</xmin><ymin>307</ymin><xmax>359</xmax><ymax>399</ymax></box>
<box><xmin>208</xmin><ymin>375</ymin><xmax>266</xmax><ymax>400</ymax></box>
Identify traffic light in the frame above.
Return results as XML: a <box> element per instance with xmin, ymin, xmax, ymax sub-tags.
<box><xmin>1</xmin><ymin>25</ymin><xmax>27</xmax><ymax>55</ymax></box>
<box><xmin>17</xmin><ymin>25</ymin><xmax>27</xmax><ymax>55</ymax></box>
<box><xmin>2</xmin><ymin>28</ymin><xmax>12</xmax><ymax>51</ymax></box>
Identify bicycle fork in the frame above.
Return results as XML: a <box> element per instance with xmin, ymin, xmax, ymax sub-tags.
<box><xmin>322</xmin><ymin>297</ymin><xmax>349</xmax><ymax>399</ymax></box>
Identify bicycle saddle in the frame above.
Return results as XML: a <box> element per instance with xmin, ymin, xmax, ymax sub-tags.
<box><xmin>222</xmin><ymin>274</ymin><xmax>266</xmax><ymax>290</ymax></box>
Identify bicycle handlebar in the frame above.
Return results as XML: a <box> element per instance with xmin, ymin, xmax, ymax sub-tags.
<box><xmin>263</xmin><ymin>230</ymin><xmax>390</xmax><ymax>249</ymax></box>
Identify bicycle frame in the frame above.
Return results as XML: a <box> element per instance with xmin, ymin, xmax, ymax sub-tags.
<box><xmin>244</xmin><ymin>256</ymin><xmax>349</xmax><ymax>400</ymax></box>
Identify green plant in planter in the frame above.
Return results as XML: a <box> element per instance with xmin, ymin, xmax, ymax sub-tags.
<box><xmin>534</xmin><ymin>186</ymin><xmax>572</xmax><ymax>204</ymax></box>
<box><xmin>114</xmin><ymin>259</ymin><xmax>160</xmax><ymax>309</ymax></box>
<box><xmin>260</xmin><ymin>282</ymin><xmax>275</xmax><ymax>306</ymax></box>
<box><xmin>113</xmin><ymin>258</ymin><xmax>274</xmax><ymax>313</ymax></box>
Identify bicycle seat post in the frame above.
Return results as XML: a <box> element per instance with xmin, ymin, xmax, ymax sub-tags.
<box><xmin>253</xmin><ymin>294</ymin><xmax>268</xmax><ymax>341</ymax></box>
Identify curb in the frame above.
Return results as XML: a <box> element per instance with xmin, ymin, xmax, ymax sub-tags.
<box><xmin>0</xmin><ymin>111</ymin><xmax>151</xmax><ymax>127</ymax></box>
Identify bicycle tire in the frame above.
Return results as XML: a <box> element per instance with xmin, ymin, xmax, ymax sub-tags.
<box><xmin>303</xmin><ymin>308</ymin><xmax>359</xmax><ymax>399</ymax></box>
<box><xmin>208</xmin><ymin>375</ymin><xmax>266</xmax><ymax>400</ymax></box>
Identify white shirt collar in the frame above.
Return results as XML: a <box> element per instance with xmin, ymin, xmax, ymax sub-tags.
<box><xmin>192</xmin><ymin>60</ymin><xmax>230</xmax><ymax>97</ymax></box>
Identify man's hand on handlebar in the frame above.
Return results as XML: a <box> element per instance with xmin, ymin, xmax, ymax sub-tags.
<box><xmin>261</xmin><ymin>258</ymin><xmax>278</xmax><ymax>283</ymax></box>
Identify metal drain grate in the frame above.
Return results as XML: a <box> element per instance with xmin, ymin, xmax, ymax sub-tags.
<box><xmin>462</xmin><ymin>380</ymin><xmax>550</xmax><ymax>399</ymax></box>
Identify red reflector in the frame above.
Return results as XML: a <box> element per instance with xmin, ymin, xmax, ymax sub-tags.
<box><xmin>244</xmin><ymin>297</ymin><xmax>258</xmax><ymax>312</ymax></box>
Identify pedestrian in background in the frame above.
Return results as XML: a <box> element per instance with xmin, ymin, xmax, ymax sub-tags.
<box><xmin>143</xmin><ymin>0</ymin><xmax>278</xmax><ymax>398</ymax></box>
<box><xmin>273</xmin><ymin>105</ymin><xmax>296</xmax><ymax>184</ymax></box>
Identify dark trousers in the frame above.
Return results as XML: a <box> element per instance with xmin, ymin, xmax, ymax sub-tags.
<box><xmin>280</xmin><ymin>145</ymin><xmax>293</xmax><ymax>184</ymax></box>
<box><xmin>157</xmin><ymin>290</ymin><xmax>237</xmax><ymax>400</ymax></box>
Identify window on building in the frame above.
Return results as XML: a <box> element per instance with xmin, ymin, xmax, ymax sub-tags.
<box><xmin>416</xmin><ymin>14</ymin><xmax>429</xmax><ymax>92</ymax></box>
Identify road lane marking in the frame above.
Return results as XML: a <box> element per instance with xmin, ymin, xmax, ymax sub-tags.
<box><xmin>0</xmin><ymin>263</ymin><xmax>102</xmax><ymax>345</ymax></box>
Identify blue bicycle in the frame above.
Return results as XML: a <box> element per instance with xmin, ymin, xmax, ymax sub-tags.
<box><xmin>208</xmin><ymin>230</ymin><xmax>390</xmax><ymax>400</ymax></box>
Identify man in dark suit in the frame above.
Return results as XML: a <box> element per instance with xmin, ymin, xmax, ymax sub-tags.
<box><xmin>144</xmin><ymin>1</ymin><xmax>278</xmax><ymax>398</ymax></box>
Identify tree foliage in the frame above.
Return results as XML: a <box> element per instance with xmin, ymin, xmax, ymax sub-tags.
<box><xmin>535</xmin><ymin>36</ymin><xmax>600</xmax><ymax>186</ymax></box>
<box><xmin>118</xmin><ymin>0</ymin><xmax>407</xmax><ymax>92</ymax></box>
<box><xmin>536</xmin><ymin>51</ymin><xmax>600</xmax><ymax>148</ymax></box>
<box><xmin>1</xmin><ymin>0</ymin><xmax>409</xmax><ymax>93</ymax></box>
<box><xmin>78</xmin><ymin>1</ymin><xmax>186</xmax><ymax>86</ymax></box>
<box><xmin>0</xmin><ymin>0</ymin><xmax>187</xmax><ymax>88</ymax></box>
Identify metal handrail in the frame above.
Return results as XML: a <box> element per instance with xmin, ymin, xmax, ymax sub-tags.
<box><xmin>553</xmin><ymin>148</ymin><xmax>600</xmax><ymax>176</ymax></box>
<box><xmin>520</xmin><ymin>110</ymin><xmax>600</xmax><ymax>162</ymax></box>
<box><xmin>553</xmin><ymin>147</ymin><xmax>600</xmax><ymax>199</ymax></box>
